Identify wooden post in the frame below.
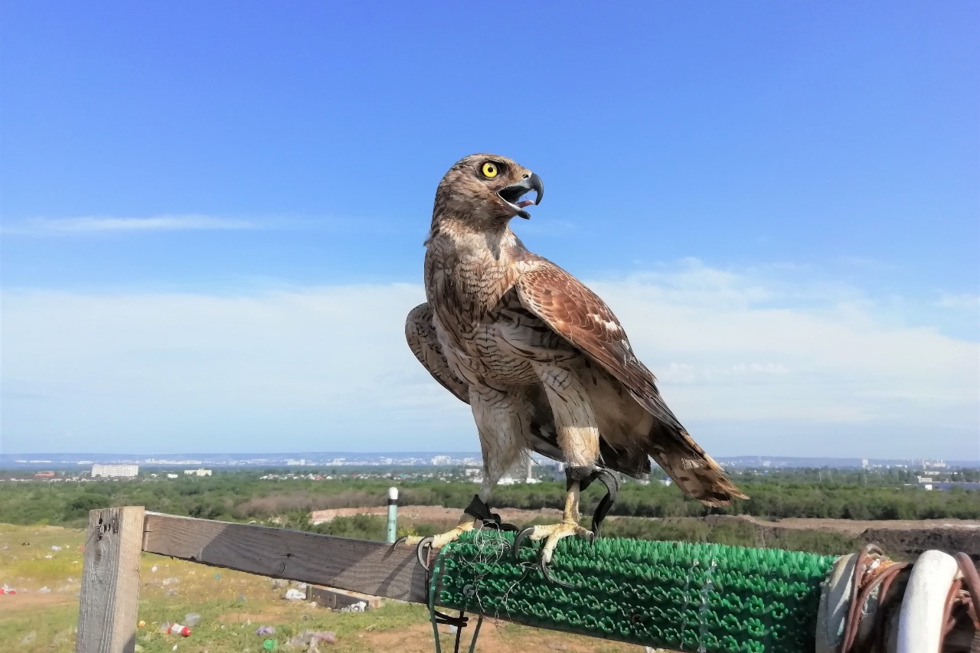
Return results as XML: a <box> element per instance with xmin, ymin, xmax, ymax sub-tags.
<box><xmin>75</xmin><ymin>507</ymin><xmax>145</xmax><ymax>653</ymax></box>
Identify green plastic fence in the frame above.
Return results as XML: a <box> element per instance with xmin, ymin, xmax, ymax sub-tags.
<box><xmin>430</xmin><ymin>530</ymin><xmax>837</xmax><ymax>653</ymax></box>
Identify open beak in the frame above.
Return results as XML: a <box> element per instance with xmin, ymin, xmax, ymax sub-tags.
<box><xmin>498</xmin><ymin>172</ymin><xmax>544</xmax><ymax>219</ymax></box>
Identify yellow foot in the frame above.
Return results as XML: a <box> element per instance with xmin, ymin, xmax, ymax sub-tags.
<box><xmin>513</xmin><ymin>520</ymin><xmax>594</xmax><ymax>566</ymax></box>
<box><xmin>395</xmin><ymin>521</ymin><xmax>476</xmax><ymax>569</ymax></box>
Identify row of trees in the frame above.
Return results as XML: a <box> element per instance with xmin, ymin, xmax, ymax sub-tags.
<box><xmin>1</xmin><ymin>469</ymin><xmax>977</xmax><ymax>529</ymax></box>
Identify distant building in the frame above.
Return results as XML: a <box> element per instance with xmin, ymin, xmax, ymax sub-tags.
<box><xmin>34</xmin><ymin>471</ymin><xmax>56</xmax><ymax>479</ymax></box>
<box><xmin>91</xmin><ymin>464</ymin><xmax>138</xmax><ymax>478</ymax></box>
<box><xmin>184</xmin><ymin>468</ymin><xmax>212</xmax><ymax>477</ymax></box>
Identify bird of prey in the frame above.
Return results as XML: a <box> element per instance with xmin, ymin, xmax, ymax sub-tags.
<box><xmin>404</xmin><ymin>153</ymin><xmax>747</xmax><ymax>574</ymax></box>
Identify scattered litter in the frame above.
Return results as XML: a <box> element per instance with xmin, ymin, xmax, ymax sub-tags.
<box><xmin>213</xmin><ymin>572</ymin><xmax>221</xmax><ymax>580</ymax></box>
<box><xmin>38</xmin><ymin>586</ymin><xmax>51</xmax><ymax>594</ymax></box>
<box><xmin>161</xmin><ymin>577</ymin><xmax>180</xmax><ymax>586</ymax></box>
<box><xmin>51</xmin><ymin>545</ymin><xmax>62</xmax><ymax>551</ymax></box>
<box><xmin>138</xmin><ymin>620</ymin><xmax>146</xmax><ymax>628</ymax></box>
<box><xmin>164</xmin><ymin>622</ymin><xmax>191</xmax><ymax>636</ymax></box>
<box><xmin>262</xmin><ymin>638</ymin><xmax>278</xmax><ymax>651</ymax></box>
<box><xmin>20</xmin><ymin>631</ymin><xmax>36</xmax><ymax>645</ymax></box>
<box><xmin>237</xmin><ymin>593</ymin><xmax>247</xmax><ymax>602</ymax></box>
<box><xmin>45</xmin><ymin>554</ymin><xmax>53</xmax><ymax>559</ymax></box>
<box><xmin>309</xmin><ymin>632</ymin><xmax>336</xmax><ymax>652</ymax></box>
<box><xmin>255</xmin><ymin>626</ymin><xmax>276</xmax><ymax>635</ymax></box>
<box><xmin>284</xmin><ymin>588</ymin><xmax>306</xmax><ymax>600</ymax></box>
<box><xmin>0</xmin><ymin>584</ymin><xmax>17</xmax><ymax>595</ymax></box>
<box><xmin>151</xmin><ymin>565</ymin><xmax>158</xmax><ymax>573</ymax></box>
<box><xmin>286</xmin><ymin>630</ymin><xmax>336</xmax><ymax>650</ymax></box>
<box><xmin>184</xmin><ymin>613</ymin><xmax>200</xmax><ymax>627</ymax></box>
<box><xmin>338</xmin><ymin>600</ymin><xmax>367</xmax><ymax>613</ymax></box>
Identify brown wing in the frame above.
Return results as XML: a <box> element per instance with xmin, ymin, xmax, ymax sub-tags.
<box><xmin>515</xmin><ymin>259</ymin><xmax>748</xmax><ymax>505</ymax></box>
<box><xmin>405</xmin><ymin>303</ymin><xmax>469</xmax><ymax>404</ymax></box>
<box><xmin>514</xmin><ymin>259</ymin><xmax>682</xmax><ymax>430</ymax></box>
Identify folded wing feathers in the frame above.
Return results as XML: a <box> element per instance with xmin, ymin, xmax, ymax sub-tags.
<box><xmin>515</xmin><ymin>259</ymin><xmax>747</xmax><ymax>506</ymax></box>
<box><xmin>405</xmin><ymin>303</ymin><xmax>470</xmax><ymax>405</ymax></box>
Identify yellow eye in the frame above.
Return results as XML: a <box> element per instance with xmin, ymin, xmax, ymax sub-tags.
<box><xmin>481</xmin><ymin>162</ymin><xmax>498</xmax><ymax>178</ymax></box>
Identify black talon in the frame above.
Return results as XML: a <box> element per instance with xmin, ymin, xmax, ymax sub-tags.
<box><xmin>512</xmin><ymin>526</ymin><xmax>536</xmax><ymax>560</ymax></box>
<box><xmin>539</xmin><ymin>556</ymin><xmax>576</xmax><ymax>588</ymax></box>
<box><xmin>416</xmin><ymin>536</ymin><xmax>434</xmax><ymax>571</ymax></box>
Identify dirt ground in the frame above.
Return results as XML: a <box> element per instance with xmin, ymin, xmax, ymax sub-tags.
<box><xmin>356</xmin><ymin>620</ymin><xmax>646</xmax><ymax>653</ymax></box>
<box><xmin>313</xmin><ymin>504</ymin><xmax>980</xmax><ymax>562</ymax></box>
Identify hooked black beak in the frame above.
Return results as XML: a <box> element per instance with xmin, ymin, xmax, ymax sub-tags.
<box><xmin>498</xmin><ymin>172</ymin><xmax>544</xmax><ymax>219</ymax></box>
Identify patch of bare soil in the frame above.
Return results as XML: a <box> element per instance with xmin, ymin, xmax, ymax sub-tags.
<box><xmin>311</xmin><ymin>505</ymin><xmax>561</xmax><ymax>526</ymax></box>
<box><xmin>313</xmin><ymin>505</ymin><xmax>980</xmax><ymax>562</ymax></box>
<box><xmin>709</xmin><ymin>514</ymin><xmax>980</xmax><ymax>562</ymax></box>
<box><xmin>731</xmin><ymin>514</ymin><xmax>980</xmax><ymax>536</ymax></box>
<box><xmin>356</xmin><ymin>619</ymin><xmax>644</xmax><ymax>653</ymax></box>
<box><xmin>0</xmin><ymin>591</ymin><xmax>76</xmax><ymax>612</ymax></box>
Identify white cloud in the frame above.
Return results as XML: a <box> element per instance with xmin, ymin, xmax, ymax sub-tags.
<box><xmin>1</xmin><ymin>261</ymin><xmax>977</xmax><ymax>458</ymax></box>
<box><xmin>4</xmin><ymin>214</ymin><xmax>261</xmax><ymax>234</ymax></box>
<box><xmin>937</xmin><ymin>293</ymin><xmax>980</xmax><ymax>311</ymax></box>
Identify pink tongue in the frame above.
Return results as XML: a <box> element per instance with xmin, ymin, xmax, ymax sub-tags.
<box><xmin>517</xmin><ymin>199</ymin><xmax>535</xmax><ymax>208</ymax></box>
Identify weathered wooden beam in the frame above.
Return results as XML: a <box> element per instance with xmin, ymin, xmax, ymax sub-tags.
<box><xmin>141</xmin><ymin>512</ymin><xmax>427</xmax><ymax>603</ymax></box>
<box><xmin>76</xmin><ymin>507</ymin><xmax>145</xmax><ymax>653</ymax></box>
<box><xmin>308</xmin><ymin>585</ymin><xmax>384</xmax><ymax>610</ymax></box>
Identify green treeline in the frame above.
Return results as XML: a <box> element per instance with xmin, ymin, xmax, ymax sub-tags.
<box><xmin>1</xmin><ymin>470</ymin><xmax>977</xmax><ymax>530</ymax></box>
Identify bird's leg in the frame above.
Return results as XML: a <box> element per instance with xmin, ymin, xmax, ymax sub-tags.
<box><xmin>460</xmin><ymin>494</ymin><xmax>517</xmax><ymax>532</ymax></box>
<box><xmin>395</xmin><ymin>505</ymin><xmax>481</xmax><ymax>570</ymax></box>
<box><xmin>513</xmin><ymin>465</ymin><xmax>595</xmax><ymax>569</ymax></box>
<box><xmin>515</xmin><ymin>363</ymin><xmax>601</xmax><ymax>578</ymax></box>
<box><xmin>395</xmin><ymin>486</ymin><xmax>491</xmax><ymax>566</ymax></box>
<box><xmin>398</xmin><ymin>386</ymin><xmax>525</xmax><ymax>567</ymax></box>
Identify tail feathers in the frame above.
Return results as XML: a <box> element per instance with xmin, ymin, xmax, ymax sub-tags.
<box><xmin>649</xmin><ymin>426</ymin><xmax>748</xmax><ymax>506</ymax></box>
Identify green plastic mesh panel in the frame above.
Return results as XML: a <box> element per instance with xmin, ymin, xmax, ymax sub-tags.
<box><xmin>430</xmin><ymin>530</ymin><xmax>836</xmax><ymax>653</ymax></box>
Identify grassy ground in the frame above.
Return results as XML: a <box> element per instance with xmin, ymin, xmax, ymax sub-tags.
<box><xmin>0</xmin><ymin>523</ymin><xmax>644</xmax><ymax>652</ymax></box>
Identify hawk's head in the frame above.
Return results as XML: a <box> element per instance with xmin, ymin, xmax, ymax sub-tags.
<box><xmin>433</xmin><ymin>154</ymin><xmax>544</xmax><ymax>226</ymax></box>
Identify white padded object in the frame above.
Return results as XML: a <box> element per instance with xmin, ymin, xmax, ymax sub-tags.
<box><xmin>896</xmin><ymin>549</ymin><xmax>959</xmax><ymax>653</ymax></box>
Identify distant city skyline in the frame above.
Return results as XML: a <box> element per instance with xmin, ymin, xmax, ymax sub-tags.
<box><xmin>3</xmin><ymin>451</ymin><xmax>977</xmax><ymax>471</ymax></box>
<box><xmin>2</xmin><ymin>3</ymin><xmax>978</xmax><ymax>459</ymax></box>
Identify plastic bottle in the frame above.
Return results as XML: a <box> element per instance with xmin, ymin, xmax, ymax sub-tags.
<box><xmin>168</xmin><ymin>623</ymin><xmax>192</xmax><ymax>636</ymax></box>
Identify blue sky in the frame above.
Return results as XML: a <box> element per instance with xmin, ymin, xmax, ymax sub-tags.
<box><xmin>2</xmin><ymin>2</ymin><xmax>978</xmax><ymax>458</ymax></box>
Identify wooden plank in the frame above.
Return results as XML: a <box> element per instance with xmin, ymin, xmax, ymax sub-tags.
<box><xmin>142</xmin><ymin>512</ymin><xmax>427</xmax><ymax>603</ymax></box>
<box><xmin>76</xmin><ymin>507</ymin><xmax>145</xmax><ymax>653</ymax></box>
<box><xmin>308</xmin><ymin>585</ymin><xmax>384</xmax><ymax>610</ymax></box>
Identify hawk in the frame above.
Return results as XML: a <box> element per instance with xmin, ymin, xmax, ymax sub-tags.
<box><xmin>404</xmin><ymin>154</ymin><xmax>746</xmax><ymax>574</ymax></box>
